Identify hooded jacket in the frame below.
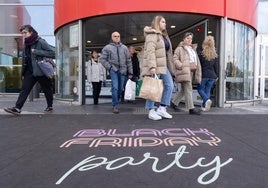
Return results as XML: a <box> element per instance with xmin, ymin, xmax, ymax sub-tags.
<box><xmin>99</xmin><ymin>41</ymin><xmax>133</xmax><ymax>76</ymax></box>
<box><xmin>173</xmin><ymin>42</ymin><xmax>202</xmax><ymax>84</ymax></box>
<box><xmin>141</xmin><ymin>26</ymin><xmax>174</xmax><ymax>76</ymax></box>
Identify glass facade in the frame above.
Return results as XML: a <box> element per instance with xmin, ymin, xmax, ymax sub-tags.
<box><xmin>0</xmin><ymin>1</ymin><xmax>54</xmax><ymax>93</ymax></box>
<box><xmin>55</xmin><ymin>23</ymin><xmax>79</xmax><ymax>99</ymax></box>
<box><xmin>225</xmin><ymin>20</ymin><xmax>255</xmax><ymax>101</ymax></box>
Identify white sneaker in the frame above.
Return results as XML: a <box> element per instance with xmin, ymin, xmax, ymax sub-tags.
<box><xmin>201</xmin><ymin>107</ymin><xmax>206</xmax><ymax>111</ymax></box>
<box><xmin>156</xmin><ymin>106</ymin><xmax>172</xmax><ymax>119</ymax></box>
<box><xmin>205</xmin><ymin>99</ymin><xmax>212</xmax><ymax>111</ymax></box>
<box><xmin>149</xmin><ymin>109</ymin><xmax>162</xmax><ymax>120</ymax></box>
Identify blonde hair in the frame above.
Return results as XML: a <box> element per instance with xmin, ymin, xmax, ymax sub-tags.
<box><xmin>151</xmin><ymin>15</ymin><xmax>168</xmax><ymax>36</ymax></box>
<box><xmin>202</xmin><ymin>36</ymin><xmax>218</xmax><ymax>61</ymax></box>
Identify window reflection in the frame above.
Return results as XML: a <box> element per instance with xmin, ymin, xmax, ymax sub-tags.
<box><xmin>225</xmin><ymin>21</ymin><xmax>255</xmax><ymax>101</ymax></box>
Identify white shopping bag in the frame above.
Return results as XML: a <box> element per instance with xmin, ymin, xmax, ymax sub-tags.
<box><xmin>124</xmin><ymin>79</ymin><xmax>136</xmax><ymax>101</ymax></box>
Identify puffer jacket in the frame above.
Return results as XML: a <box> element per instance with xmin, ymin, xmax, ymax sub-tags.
<box><xmin>173</xmin><ymin>42</ymin><xmax>201</xmax><ymax>84</ymax></box>
<box><xmin>99</xmin><ymin>42</ymin><xmax>133</xmax><ymax>76</ymax></box>
<box><xmin>141</xmin><ymin>26</ymin><xmax>174</xmax><ymax>76</ymax></box>
<box><xmin>86</xmin><ymin>59</ymin><xmax>106</xmax><ymax>82</ymax></box>
<box><xmin>22</xmin><ymin>37</ymin><xmax>55</xmax><ymax>77</ymax></box>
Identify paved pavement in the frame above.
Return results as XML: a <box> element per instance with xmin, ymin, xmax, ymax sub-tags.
<box><xmin>1</xmin><ymin>94</ymin><xmax>268</xmax><ymax>115</ymax></box>
<box><xmin>0</xmin><ymin>94</ymin><xmax>268</xmax><ymax>188</ymax></box>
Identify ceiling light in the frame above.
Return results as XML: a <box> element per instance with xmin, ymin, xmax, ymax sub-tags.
<box><xmin>132</xmin><ymin>37</ymin><xmax>137</xmax><ymax>41</ymax></box>
<box><xmin>208</xmin><ymin>31</ymin><xmax>212</xmax><ymax>34</ymax></box>
<box><xmin>87</xmin><ymin>40</ymin><xmax>91</xmax><ymax>43</ymax></box>
<box><xmin>170</xmin><ymin>25</ymin><xmax>176</xmax><ymax>29</ymax></box>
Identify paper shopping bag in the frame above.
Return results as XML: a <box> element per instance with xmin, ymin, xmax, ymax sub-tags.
<box><xmin>139</xmin><ymin>76</ymin><xmax>163</xmax><ymax>102</ymax></box>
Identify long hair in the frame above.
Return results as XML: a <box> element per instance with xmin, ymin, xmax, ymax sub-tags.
<box><xmin>202</xmin><ymin>36</ymin><xmax>218</xmax><ymax>61</ymax></box>
<box><xmin>151</xmin><ymin>15</ymin><xmax>168</xmax><ymax>36</ymax></box>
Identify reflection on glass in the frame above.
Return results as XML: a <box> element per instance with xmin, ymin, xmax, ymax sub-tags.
<box><xmin>225</xmin><ymin>20</ymin><xmax>255</xmax><ymax>101</ymax></box>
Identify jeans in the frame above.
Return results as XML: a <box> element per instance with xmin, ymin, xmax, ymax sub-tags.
<box><xmin>110</xmin><ymin>69</ymin><xmax>126</xmax><ymax>108</ymax></box>
<box><xmin>145</xmin><ymin>69</ymin><xmax>173</xmax><ymax>109</ymax></box>
<box><xmin>197</xmin><ymin>78</ymin><xmax>215</xmax><ymax>107</ymax></box>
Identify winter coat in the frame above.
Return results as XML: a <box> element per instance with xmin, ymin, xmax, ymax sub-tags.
<box><xmin>141</xmin><ymin>26</ymin><xmax>174</xmax><ymax>76</ymax></box>
<box><xmin>198</xmin><ymin>54</ymin><xmax>218</xmax><ymax>79</ymax></box>
<box><xmin>173</xmin><ymin>42</ymin><xmax>202</xmax><ymax>84</ymax></box>
<box><xmin>86</xmin><ymin>59</ymin><xmax>106</xmax><ymax>82</ymax></box>
<box><xmin>22</xmin><ymin>37</ymin><xmax>55</xmax><ymax>77</ymax></box>
<box><xmin>99</xmin><ymin>42</ymin><xmax>133</xmax><ymax>76</ymax></box>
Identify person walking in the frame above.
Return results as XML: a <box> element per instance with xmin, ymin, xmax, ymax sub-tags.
<box><xmin>99</xmin><ymin>31</ymin><xmax>133</xmax><ymax>113</ymax></box>
<box><xmin>197</xmin><ymin>36</ymin><xmax>218</xmax><ymax>111</ymax></box>
<box><xmin>86</xmin><ymin>50</ymin><xmax>106</xmax><ymax>105</ymax></box>
<box><xmin>4</xmin><ymin>25</ymin><xmax>55</xmax><ymax>115</ymax></box>
<box><xmin>129</xmin><ymin>46</ymin><xmax>140</xmax><ymax>82</ymax></box>
<box><xmin>172</xmin><ymin>32</ymin><xmax>202</xmax><ymax>115</ymax></box>
<box><xmin>142</xmin><ymin>15</ymin><xmax>175</xmax><ymax>121</ymax></box>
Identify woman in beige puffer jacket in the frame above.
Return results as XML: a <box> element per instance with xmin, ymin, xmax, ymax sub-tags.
<box><xmin>171</xmin><ymin>32</ymin><xmax>202</xmax><ymax>115</ymax></box>
<box><xmin>141</xmin><ymin>15</ymin><xmax>175</xmax><ymax>121</ymax></box>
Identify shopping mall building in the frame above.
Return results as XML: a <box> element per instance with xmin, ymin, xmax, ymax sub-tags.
<box><xmin>1</xmin><ymin>0</ymin><xmax>268</xmax><ymax>108</ymax></box>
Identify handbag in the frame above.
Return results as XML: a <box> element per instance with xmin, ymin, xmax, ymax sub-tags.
<box><xmin>37</xmin><ymin>58</ymin><xmax>56</xmax><ymax>79</ymax></box>
<box><xmin>124</xmin><ymin>79</ymin><xmax>136</xmax><ymax>101</ymax></box>
<box><xmin>190</xmin><ymin>62</ymin><xmax>197</xmax><ymax>72</ymax></box>
<box><xmin>139</xmin><ymin>75</ymin><xmax>163</xmax><ymax>102</ymax></box>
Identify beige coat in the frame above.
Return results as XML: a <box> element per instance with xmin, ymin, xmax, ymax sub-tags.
<box><xmin>173</xmin><ymin>42</ymin><xmax>201</xmax><ymax>84</ymax></box>
<box><xmin>141</xmin><ymin>26</ymin><xmax>174</xmax><ymax>76</ymax></box>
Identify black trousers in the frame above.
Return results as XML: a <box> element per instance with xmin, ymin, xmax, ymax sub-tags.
<box><xmin>92</xmin><ymin>81</ymin><xmax>102</xmax><ymax>104</ymax></box>
<box><xmin>15</xmin><ymin>72</ymin><xmax>53</xmax><ymax>109</ymax></box>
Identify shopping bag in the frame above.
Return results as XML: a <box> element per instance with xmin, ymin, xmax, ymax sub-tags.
<box><xmin>139</xmin><ymin>75</ymin><xmax>163</xmax><ymax>102</ymax></box>
<box><xmin>136</xmin><ymin>79</ymin><xmax>143</xmax><ymax>96</ymax></box>
<box><xmin>124</xmin><ymin>79</ymin><xmax>136</xmax><ymax>101</ymax></box>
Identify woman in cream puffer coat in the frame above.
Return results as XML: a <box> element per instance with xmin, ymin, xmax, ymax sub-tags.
<box><xmin>171</xmin><ymin>32</ymin><xmax>202</xmax><ymax>115</ymax></box>
<box><xmin>141</xmin><ymin>15</ymin><xmax>175</xmax><ymax>121</ymax></box>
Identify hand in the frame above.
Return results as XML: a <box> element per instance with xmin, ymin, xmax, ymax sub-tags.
<box><xmin>128</xmin><ymin>74</ymin><xmax>133</xmax><ymax>79</ymax></box>
<box><xmin>31</xmin><ymin>49</ymin><xmax>35</xmax><ymax>52</ymax></box>
<box><xmin>150</xmin><ymin>68</ymin><xmax>156</xmax><ymax>75</ymax></box>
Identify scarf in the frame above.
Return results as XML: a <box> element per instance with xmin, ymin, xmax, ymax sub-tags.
<box><xmin>24</xmin><ymin>33</ymin><xmax>39</xmax><ymax>46</ymax></box>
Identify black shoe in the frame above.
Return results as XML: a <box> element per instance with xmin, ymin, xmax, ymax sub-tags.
<box><xmin>4</xmin><ymin>107</ymin><xmax>21</xmax><ymax>115</ymax></box>
<box><xmin>189</xmin><ymin>108</ymin><xmax>201</xmax><ymax>115</ymax></box>
<box><xmin>170</xmin><ymin>102</ymin><xmax>181</xmax><ymax>112</ymax></box>
<box><xmin>44</xmin><ymin>107</ymin><xmax>53</xmax><ymax>112</ymax></box>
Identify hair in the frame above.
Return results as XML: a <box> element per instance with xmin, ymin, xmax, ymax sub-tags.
<box><xmin>202</xmin><ymin>35</ymin><xmax>218</xmax><ymax>61</ymax></box>
<box><xmin>151</xmin><ymin>15</ymin><xmax>168</xmax><ymax>36</ymax></box>
<box><xmin>19</xmin><ymin>25</ymin><xmax>38</xmax><ymax>35</ymax></box>
<box><xmin>183</xmin><ymin>32</ymin><xmax>193</xmax><ymax>39</ymax></box>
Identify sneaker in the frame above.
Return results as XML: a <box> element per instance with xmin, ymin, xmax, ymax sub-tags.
<box><xmin>4</xmin><ymin>107</ymin><xmax>21</xmax><ymax>115</ymax></box>
<box><xmin>170</xmin><ymin>102</ymin><xmax>181</xmax><ymax>112</ymax></box>
<box><xmin>205</xmin><ymin>99</ymin><xmax>212</xmax><ymax>111</ymax></box>
<box><xmin>201</xmin><ymin>107</ymin><xmax>206</xmax><ymax>112</ymax></box>
<box><xmin>44</xmin><ymin>107</ymin><xmax>53</xmax><ymax>112</ymax></box>
<box><xmin>156</xmin><ymin>106</ymin><xmax>172</xmax><ymax>119</ymax></box>
<box><xmin>189</xmin><ymin>108</ymin><xmax>201</xmax><ymax>115</ymax></box>
<box><xmin>149</xmin><ymin>109</ymin><xmax>162</xmax><ymax>120</ymax></box>
<box><xmin>112</xmin><ymin>107</ymin><xmax>119</xmax><ymax>114</ymax></box>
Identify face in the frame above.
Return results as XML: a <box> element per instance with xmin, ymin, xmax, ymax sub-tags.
<box><xmin>159</xmin><ymin>18</ymin><xmax>166</xmax><ymax>31</ymax></box>
<box><xmin>92</xmin><ymin>51</ymin><xmax>98</xmax><ymax>58</ymax></box>
<box><xmin>129</xmin><ymin>46</ymin><xmax>135</xmax><ymax>55</ymax></box>
<box><xmin>183</xmin><ymin>35</ymin><xmax>193</xmax><ymax>46</ymax></box>
<box><xmin>21</xmin><ymin>29</ymin><xmax>31</xmax><ymax>38</ymax></box>
<box><xmin>111</xmin><ymin>32</ymin><xmax>120</xmax><ymax>43</ymax></box>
